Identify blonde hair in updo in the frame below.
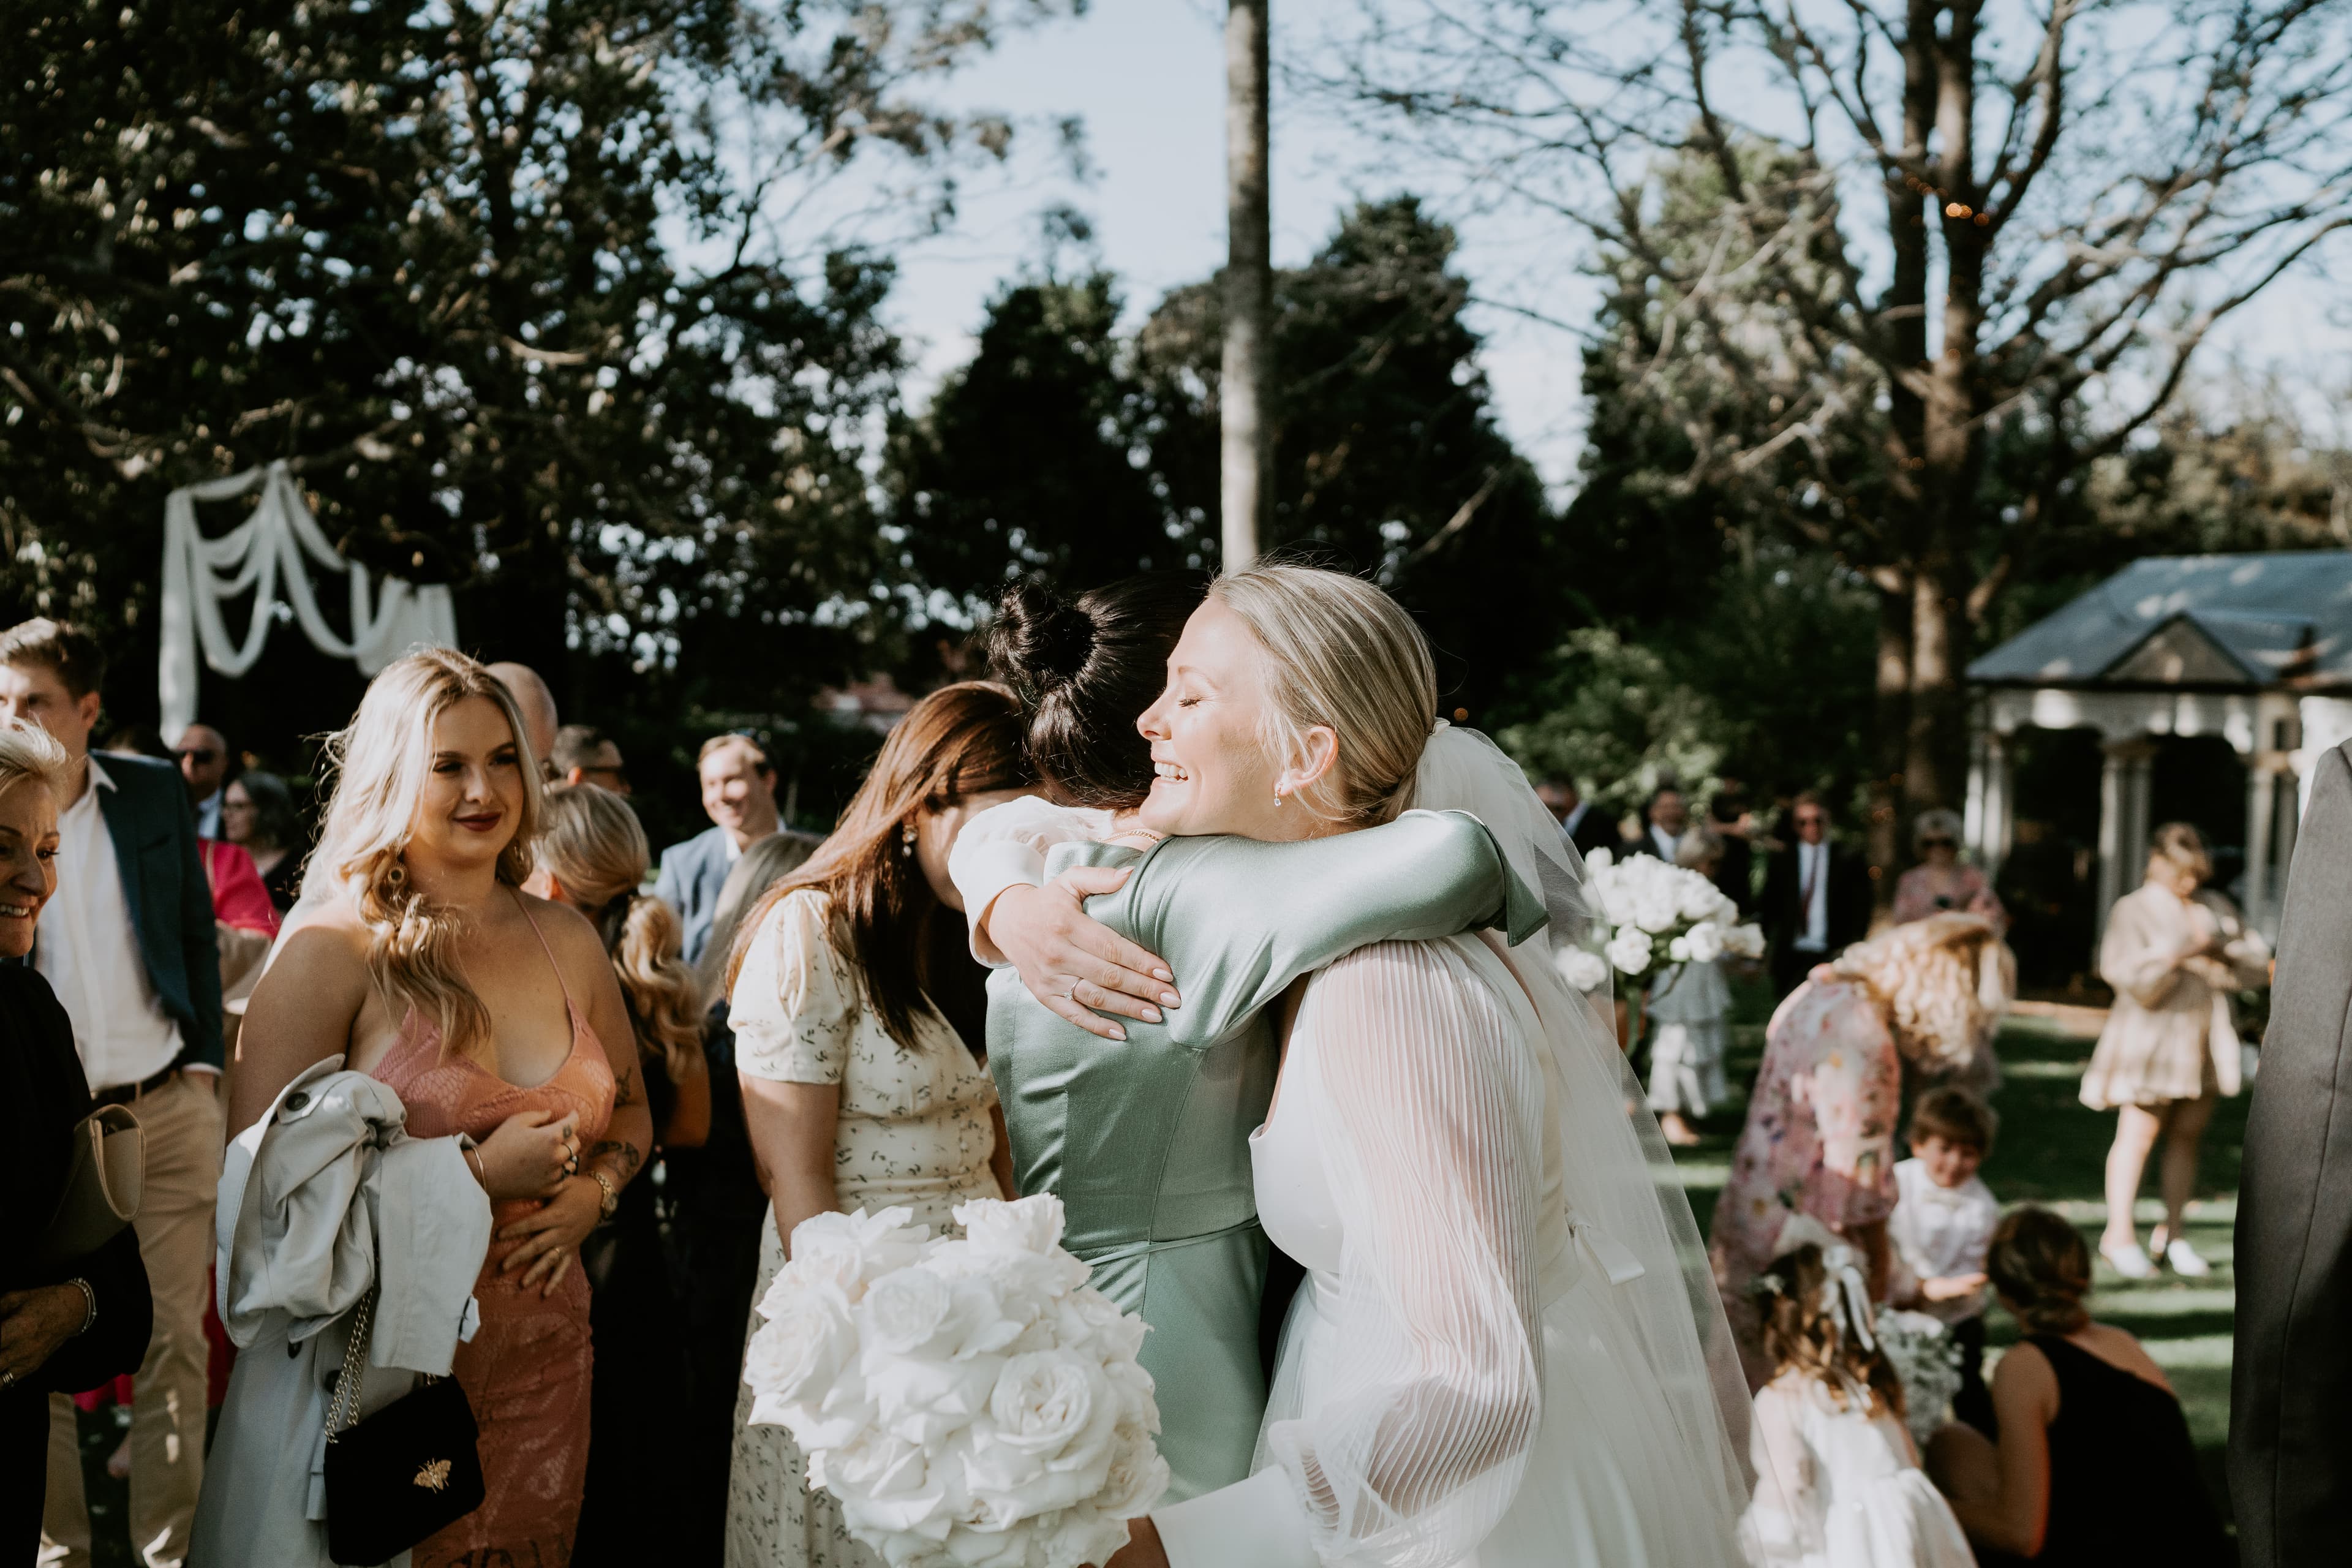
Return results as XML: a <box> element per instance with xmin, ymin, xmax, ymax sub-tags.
<box><xmin>1207</xmin><ymin>565</ymin><xmax>1438</xmax><ymax>827</ymax></box>
<box><xmin>0</xmin><ymin>720</ymin><xmax>73</xmax><ymax>809</ymax></box>
<box><xmin>304</xmin><ymin>647</ymin><xmax>543</xmax><ymax>1061</ymax></box>
<box><xmin>1831</xmin><ymin>912</ymin><xmax>2013</xmax><ymax>1074</ymax></box>
<box><xmin>536</xmin><ymin>784</ymin><xmax>703</xmax><ymax>1082</ymax></box>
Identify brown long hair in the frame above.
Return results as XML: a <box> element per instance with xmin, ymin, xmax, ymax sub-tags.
<box><xmin>1753</xmin><ymin>1244</ymin><xmax>1906</xmax><ymax>1417</ymax></box>
<box><xmin>728</xmin><ymin>682</ymin><xmax>1033</xmax><ymax>1049</ymax></box>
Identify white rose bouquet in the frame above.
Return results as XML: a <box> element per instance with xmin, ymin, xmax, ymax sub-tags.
<box><xmin>1874</xmin><ymin>1309</ymin><xmax>1965</xmax><ymax>1449</ymax></box>
<box><xmin>1558</xmin><ymin>846</ymin><xmax>1766</xmax><ymax>994</ymax></box>
<box><xmin>744</xmin><ymin>1195</ymin><xmax>1170</xmax><ymax>1568</ymax></box>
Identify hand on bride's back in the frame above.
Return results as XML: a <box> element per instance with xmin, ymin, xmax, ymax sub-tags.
<box><xmin>985</xmin><ymin>871</ymin><xmax>1181</xmax><ymax>1042</ymax></box>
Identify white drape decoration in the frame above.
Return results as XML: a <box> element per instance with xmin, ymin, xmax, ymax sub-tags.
<box><xmin>158</xmin><ymin>461</ymin><xmax>457</xmax><ymax>737</ymax></box>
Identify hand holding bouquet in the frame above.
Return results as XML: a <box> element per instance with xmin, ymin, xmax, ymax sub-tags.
<box><xmin>743</xmin><ymin>1194</ymin><xmax>1169</xmax><ymax>1568</ymax></box>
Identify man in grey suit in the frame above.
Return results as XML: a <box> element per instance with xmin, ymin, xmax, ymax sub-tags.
<box><xmin>0</xmin><ymin>619</ymin><xmax>221</xmax><ymax>1568</ymax></box>
<box><xmin>658</xmin><ymin>732</ymin><xmax>782</xmax><ymax>965</ymax></box>
<box><xmin>2234</xmin><ymin>737</ymin><xmax>2352</xmax><ymax>1565</ymax></box>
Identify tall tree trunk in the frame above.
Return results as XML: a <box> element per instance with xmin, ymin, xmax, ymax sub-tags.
<box><xmin>1220</xmin><ymin>0</ymin><xmax>1270</xmax><ymax>570</ymax></box>
<box><xmin>1870</xmin><ymin>577</ymin><xmax>1913</xmax><ymax>910</ymax></box>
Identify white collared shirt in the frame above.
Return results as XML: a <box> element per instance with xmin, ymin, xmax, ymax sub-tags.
<box><xmin>1649</xmin><ymin>824</ymin><xmax>1681</xmax><ymax>862</ymax></box>
<box><xmin>1890</xmin><ymin>1158</ymin><xmax>1999</xmax><ymax>1324</ymax></box>
<box><xmin>195</xmin><ymin>788</ymin><xmax>222</xmax><ymax>840</ymax></box>
<box><xmin>1562</xmin><ymin>801</ymin><xmax>1590</xmax><ymax>840</ymax></box>
<box><xmin>36</xmin><ymin>755</ymin><xmax>186</xmax><ymax>1090</ymax></box>
<box><xmin>1795</xmin><ymin>840</ymin><xmax>1831</xmax><ymax>952</ymax></box>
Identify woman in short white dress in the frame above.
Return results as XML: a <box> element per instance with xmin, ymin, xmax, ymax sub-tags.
<box><xmin>722</xmin><ymin>684</ymin><xmax>1028</xmax><ymax>1568</ymax></box>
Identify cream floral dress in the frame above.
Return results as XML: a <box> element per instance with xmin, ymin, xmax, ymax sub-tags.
<box><xmin>724</xmin><ymin>889</ymin><xmax>1005</xmax><ymax>1568</ymax></box>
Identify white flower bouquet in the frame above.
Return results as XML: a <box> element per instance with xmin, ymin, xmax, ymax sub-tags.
<box><xmin>1556</xmin><ymin>845</ymin><xmax>1765</xmax><ymax>993</ymax></box>
<box><xmin>1874</xmin><ymin>1308</ymin><xmax>1964</xmax><ymax>1448</ymax></box>
<box><xmin>743</xmin><ymin>1194</ymin><xmax>1170</xmax><ymax>1568</ymax></box>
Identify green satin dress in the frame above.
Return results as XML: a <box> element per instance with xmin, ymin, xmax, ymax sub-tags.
<box><xmin>985</xmin><ymin>810</ymin><xmax>1544</xmax><ymax>1501</ymax></box>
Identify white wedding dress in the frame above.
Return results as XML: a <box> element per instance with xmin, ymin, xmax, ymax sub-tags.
<box><xmin>1150</xmin><ymin>929</ymin><xmax>1747</xmax><ymax>1568</ymax></box>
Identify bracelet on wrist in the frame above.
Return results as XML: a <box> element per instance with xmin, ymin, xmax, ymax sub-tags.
<box><xmin>589</xmin><ymin>1170</ymin><xmax>620</xmax><ymax>1220</ymax></box>
<box><xmin>65</xmin><ymin>1277</ymin><xmax>97</xmax><ymax>1336</ymax></box>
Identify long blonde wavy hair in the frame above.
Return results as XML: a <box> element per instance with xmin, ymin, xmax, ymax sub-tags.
<box><xmin>303</xmin><ymin>648</ymin><xmax>543</xmax><ymax>1060</ymax></box>
<box><xmin>536</xmin><ymin>783</ymin><xmax>701</xmax><ymax>1081</ymax></box>
<box><xmin>1831</xmin><ymin>912</ymin><xmax>2013</xmax><ymax>1073</ymax></box>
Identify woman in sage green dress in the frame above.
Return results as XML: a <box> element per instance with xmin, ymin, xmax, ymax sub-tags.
<box><xmin>955</xmin><ymin>578</ymin><xmax>1541</xmax><ymax>1502</ymax></box>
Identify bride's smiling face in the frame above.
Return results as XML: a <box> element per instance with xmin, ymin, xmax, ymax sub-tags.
<box><xmin>1133</xmin><ymin>598</ymin><xmax>1333</xmax><ymax>842</ymax></box>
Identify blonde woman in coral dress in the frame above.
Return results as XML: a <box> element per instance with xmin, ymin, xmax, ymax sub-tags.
<box><xmin>232</xmin><ymin>650</ymin><xmax>653</xmax><ymax>1567</ymax></box>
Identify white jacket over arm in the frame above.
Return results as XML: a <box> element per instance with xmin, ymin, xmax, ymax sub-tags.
<box><xmin>191</xmin><ymin>1058</ymin><xmax>492</xmax><ymax>1568</ymax></box>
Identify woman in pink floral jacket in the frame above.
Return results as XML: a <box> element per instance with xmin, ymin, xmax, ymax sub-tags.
<box><xmin>1711</xmin><ymin>913</ymin><xmax>2011</xmax><ymax>1386</ymax></box>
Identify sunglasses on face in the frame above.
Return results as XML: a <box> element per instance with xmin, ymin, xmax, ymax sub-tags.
<box><xmin>1920</xmin><ymin>836</ymin><xmax>1956</xmax><ymax>850</ymax></box>
<box><xmin>176</xmin><ymin>748</ymin><xmax>219</xmax><ymax>766</ymax></box>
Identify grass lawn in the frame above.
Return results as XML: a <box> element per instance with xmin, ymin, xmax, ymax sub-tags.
<box><xmin>1665</xmin><ymin>980</ymin><xmax>2243</xmax><ymax>1533</ymax></box>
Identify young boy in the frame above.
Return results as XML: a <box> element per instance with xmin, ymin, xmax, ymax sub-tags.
<box><xmin>1890</xmin><ymin>1085</ymin><xmax>2002</xmax><ymax>1434</ymax></box>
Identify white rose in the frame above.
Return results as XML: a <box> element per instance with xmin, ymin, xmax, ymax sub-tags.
<box><xmin>791</xmin><ymin>1207</ymin><xmax>932</xmax><ymax>1302</ymax></box>
<box><xmin>1036</xmin><ymin>1510</ymin><xmax>1132</xmax><ymax>1568</ymax></box>
<box><xmin>956</xmin><ymin>1193</ymin><xmax>1068</xmax><ymax>1257</ymax></box>
<box><xmin>1675</xmin><ymin>871</ymin><xmax>1729</xmax><ymax>922</ymax></box>
<box><xmin>812</xmin><ymin>1427</ymin><xmax>933</xmax><ymax>1503</ymax></box>
<box><xmin>1598</xmin><ymin>876</ymin><xmax>1643</xmax><ymax>929</ymax></box>
<box><xmin>1607</xmin><ymin>927</ymin><xmax>1654</xmax><ymax>976</ymax></box>
<box><xmin>867</xmin><ymin>1350</ymin><xmax>1004</xmax><ymax>1448</ymax></box>
<box><xmin>962</xmin><ymin>1351</ymin><xmax>1122</xmax><ymax>1518</ymax></box>
<box><xmin>1631</xmin><ymin>884</ymin><xmax>1681</xmax><ymax>934</ymax></box>
<box><xmin>743</xmin><ymin>1278</ymin><xmax>856</xmax><ymax>1422</ymax></box>
<box><xmin>941</xmin><ymin>1518</ymin><xmax>1042</xmax><ymax>1568</ymax></box>
<box><xmin>1585</xmin><ymin>845</ymin><xmax>1614</xmax><ymax>871</ymax></box>
<box><xmin>862</xmin><ymin>1268</ymin><xmax>957</xmax><ymax>1356</ymax></box>
<box><xmin>1684</xmin><ymin>921</ymin><xmax>1727</xmax><ymax>963</ymax></box>
<box><xmin>1093</xmin><ymin>1419</ymin><xmax>1171</xmax><ymax>1517</ymax></box>
<box><xmin>1728</xmin><ymin>922</ymin><xmax>1767</xmax><ymax>959</ymax></box>
<box><xmin>1051</xmin><ymin>1289</ymin><xmax>1147</xmax><ymax>1364</ymax></box>
<box><xmin>1556</xmin><ymin>946</ymin><xmax>1612</xmax><ymax>993</ymax></box>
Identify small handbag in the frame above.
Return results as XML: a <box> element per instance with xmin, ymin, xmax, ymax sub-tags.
<box><xmin>322</xmin><ymin>1289</ymin><xmax>486</xmax><ymax>1566</ymax></box>
<box><xmin>32</xmin><ymin>1104</ymin><xmax>144</xmax><ymax>1272</ymax></box>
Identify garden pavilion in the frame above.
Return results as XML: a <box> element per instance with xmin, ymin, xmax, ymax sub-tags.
<box><xmin>1966</xmin><ymin>551</ymin><xmax>2352</xmax><ymax>942</ymax></box>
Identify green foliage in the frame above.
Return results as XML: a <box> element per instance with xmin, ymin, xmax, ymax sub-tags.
<box><xmin>890</xmin><ymin>271</ymin><xmax>1193</xmax><ymax>651</ymax></box>
<box><xmin>0</xmin><ymin>0</ymin><xmax>1057</xmax><ymax>769</ymax></box>
<box><xmin>1497</xmin><ymin>628</ymin><xmax>1727</xmax><ymax>812</ymax></box>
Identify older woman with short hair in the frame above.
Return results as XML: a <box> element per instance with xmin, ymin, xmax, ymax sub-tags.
<box><xmin>0</xmin><ymin>720</ymin><xmax>153</xmax><ymax>1561</ymax></box>
<box><xmin>2082</xmin><ymin>822</ymin><xmax>2269</xmax><ymax>1280</ymax></box>
<box><xmin>1891</xmin><ymin>809</ymin><xmax>2007</xmax><ymax>930</ymax></box>
<box><xmin>1711</xmin><ymin>913</ymin><xmax>2013</xmax><ymax>1386</ymax></box>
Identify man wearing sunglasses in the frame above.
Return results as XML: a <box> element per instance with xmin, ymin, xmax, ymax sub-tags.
<box><xmin>170</xmin><ymin>723</ymin><xmax>232</xmax><ymax>839</ymax></box>
<box><xmin>1761</xmin><ymin>791</ymin><xmax>1872</xmax><ymax>995</ymax></box>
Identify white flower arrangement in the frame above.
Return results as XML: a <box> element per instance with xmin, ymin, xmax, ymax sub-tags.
<box><xmin>1558</xmin><ymin>846</ymin><xmax>1766</xmax><ymax>993</ymax></box>
<box><xmin>1874</xmin><ymin>1308</ymin><xmax>1964</xmax><ymax>1449</ymax></box>
<box><xmin>743</xmin><ymin>1195</ymin><xmax>1170</xmax><ymax>1568</ymax></box>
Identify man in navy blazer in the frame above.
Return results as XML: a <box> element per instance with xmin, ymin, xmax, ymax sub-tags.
<box><xmin>658</xmin><ymin>731</ymin><xmax>784</xmax><ymax>965</ymax></box>
<box><xmin>0</xmin><ymin>619</ymin><xmax>221</xmax><ymax>1567</ymax></box>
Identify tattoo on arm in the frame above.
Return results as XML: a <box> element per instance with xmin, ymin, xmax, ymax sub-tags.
<box><xmin>586</xmin><ymin>1139</ymin><xmax>644</xmax><ymax>1185</ymax></box>
<box><xmin>614</xmin><ymin>1062</ymin><xmax>643</xmax><ymax>1108</ymax></box>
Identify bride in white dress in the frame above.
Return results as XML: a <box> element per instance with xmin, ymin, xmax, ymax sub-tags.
<box><xmin>967</xmin><ymin>565</ymin><xmax>1752</xmax><ymax>1568</ymax></box>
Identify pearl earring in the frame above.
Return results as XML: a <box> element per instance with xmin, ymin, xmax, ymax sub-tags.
<box><xmin>901</xmin><ymin>823</ymin><xmax>917</xmax><ymax>858</ymax></box>
<box><xmin>1273</xmin><ymin>789</ymin><xmax>1286</xmax><ymax>807</ymax></box>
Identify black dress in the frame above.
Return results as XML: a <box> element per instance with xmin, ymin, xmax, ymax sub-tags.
<box><xmin>1</xmin><ymin>966</ymin><xmax>153</xmax><ymax>1566</ymax></box>
<box><xmin>575</xmin><ymin>1039</ymin><xmax>692</xmax><ymax>1567</ymax></box>
<box><xmin>2025</xmin><ymin>1333</ymin><xmax>2229</xmax><ymax>1567</ymax></box>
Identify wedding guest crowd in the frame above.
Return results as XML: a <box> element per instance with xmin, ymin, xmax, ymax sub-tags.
<box><xmin>0</xmin><ymin>594</ymin><xmax>2262</xmax><ymax>1568</ymax></box>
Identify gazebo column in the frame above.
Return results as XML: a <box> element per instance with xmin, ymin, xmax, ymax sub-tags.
<box><xmin>2245</xmin><ymin>761</ymin><xmax>2278</xmax><ymax>924</ymax></box>
<box><xmin>1981</xmin><ymin>731</ymin><xmax>2014</xmax><ymax>882</ymax></box>
<box><xmin>2097</xmin><ymin>737</ymin><xmax>2157</xmax><ymax>930</ymax></box>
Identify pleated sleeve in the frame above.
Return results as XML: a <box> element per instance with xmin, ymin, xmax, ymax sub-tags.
<box><xmin>1158</xmin><ymin>939</ymin><xmax>1547</xmax><ymax>1568</ymax></box>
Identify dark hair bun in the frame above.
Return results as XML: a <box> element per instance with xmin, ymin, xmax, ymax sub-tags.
<box><xmin>990</xmin><ymin>580</ymin><xmax>1097</xmax><ymax>696</ymax></box>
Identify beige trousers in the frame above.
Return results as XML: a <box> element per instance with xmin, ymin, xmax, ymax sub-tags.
<box><xmin>41</xmin><ymin>1071</ymin><xmax>224</xmax><ymax>1568</ymax></box>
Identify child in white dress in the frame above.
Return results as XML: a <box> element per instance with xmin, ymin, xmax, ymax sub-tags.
<box><xmin>1648</xmin><ymin>829</ymin><xmax>1734</xmax><ymax>1144</ymax></box>
<box><xmin>1740</xmin><ymin>1223</ymin><xmax>1975</xmax><ymax>1568</ymax></box>
<box><xmin>1888</xmin><ymin>1087</ymin><xmax>2002</xmax><ymax>1433</ymax></box>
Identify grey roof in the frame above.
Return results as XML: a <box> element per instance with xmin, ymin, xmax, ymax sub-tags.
<box><xmin>1969</xmin><ymin>552</ymin><xmax>2352</xmax><ymax>688</ymax></box>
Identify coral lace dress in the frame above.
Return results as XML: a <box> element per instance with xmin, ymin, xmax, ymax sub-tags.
<box><xmin>371</xmin><ymin>899</ymin><xmax>617</xmax><ymax>1568</ymax></box>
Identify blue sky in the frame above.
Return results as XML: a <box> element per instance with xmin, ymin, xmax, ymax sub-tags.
<box><xmin>864</xmin><ymin>0</ymin><xmax>2350</xmax><ymax>494</ymax></box>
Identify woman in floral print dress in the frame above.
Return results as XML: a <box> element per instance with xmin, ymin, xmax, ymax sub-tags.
<box><xmin>1711</xmin><ymin>913</ymin><xmax>2010</xmax><ymax>1387</ymax></box>
<box><xmin>721</xmin><ymin>685</ymin><xmax>1030</xmax><ymax>1568</ymax></box>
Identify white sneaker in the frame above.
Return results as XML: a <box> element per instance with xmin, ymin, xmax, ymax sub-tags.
<box><xmin>2102</xmin><ymin>1242</ymin><xmax>2157</xmax><ymax>1280</ymax></box>
<box><xmin>2165</xmin><ymin>1238</ymin><xmax>2214</xmax><ymax>1278</ymax></box>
